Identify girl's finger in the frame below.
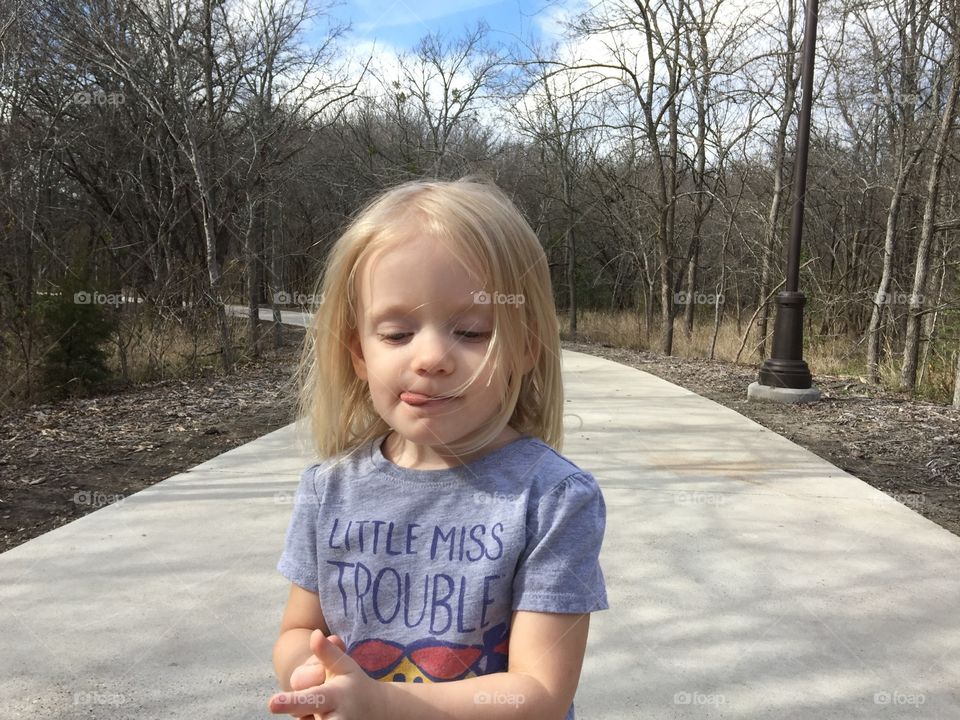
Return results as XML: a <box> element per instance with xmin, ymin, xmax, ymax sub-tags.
<box><xmin>290</xmin><ymin>661</ymin><xmax>326</xmax><ymax>690</ymax></box>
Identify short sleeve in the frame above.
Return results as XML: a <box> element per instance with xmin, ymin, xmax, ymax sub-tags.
<box><xmin>276</xmin><ymin>464</ymin><xmax>324</xmax><ymax>592</ymax></box>
<box><xmin>512</xmin><ymin>471</ymin><xmax>610</xmax><ymax>613</ymax></box>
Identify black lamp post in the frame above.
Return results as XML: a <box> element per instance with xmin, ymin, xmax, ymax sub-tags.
<box><xmin>756</xmin><ymin>0</ymin><xmax>819</xmax><ymax>392</ymax></box>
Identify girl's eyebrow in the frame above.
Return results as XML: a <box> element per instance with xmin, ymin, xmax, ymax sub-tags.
<box><xmin>368</xmin><ymin>300</ymin><xmax>485</xmax><ymax>324</ymax></box>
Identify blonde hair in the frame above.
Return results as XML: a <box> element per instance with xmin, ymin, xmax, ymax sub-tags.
<box><xmin>293</xmin><ymin>174</ymin><xmax>564</xmax><ymax>461</ymax></box>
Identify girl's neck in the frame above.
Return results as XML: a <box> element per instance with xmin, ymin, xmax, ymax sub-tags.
<box><xmin>383</xmin><ymin>426</ymin><xmax>523</xmax><ymax>470</ymax></box>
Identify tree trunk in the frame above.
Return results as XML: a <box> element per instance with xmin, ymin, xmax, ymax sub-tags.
<box><xmin>271</xmin><ymin>200</ymin><xmax>284</xmax><ymax>350</ymax></box>
<box><xmin>246</xmin><ymin>196</ymin><xmax>263</xmax><ymax>358</ymax></box>
<box><xmin>900</xmin><ymin>43</ymin><xmax>959</xmax><ymax>392</ymax></box>
<box><xmin>917</xmin><ymin>237</ymin><xmax>946</xmax><ymax>389</ymax></box>
<box><xmin>757</xmin><ymin>0</ymin><xmax>798</xmax><ymax>360</ymax></box>
<box><xmin>709</xmin><ymin>233</ymin><xmax>727</xmax><ymax>361</ymax></box>
<box><xmin>683</xmin><ymin>238</ymin><xmax>699</xmax><ymax>336</ymax></box>
<box><xmin>559</xmin><ymin>166</ymin><xmax>578</xmax><ymax>336</ymax></box>
<box><xmin>953</xmin><ymin>346</ymin><xmax>960</xmax><ymax>408</ymax></box>
<box><xmin>866</xmin><ymin>177</ymin><xmax>907</xmax><ymax>383</ymax></box>
<box><xmin>658</xmin><ymin>210</ymin><xmax>674</xmax><ymax>355</ymax></box>
<box><xmin>201</xmin><ymin>0</ymin><xmax>232</xmax><ymax>373</ymax></box>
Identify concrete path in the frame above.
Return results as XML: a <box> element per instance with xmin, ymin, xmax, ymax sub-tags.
<box><xmin>2</xmin><ymin>311</ymin><xmax>958</xmax><ymax>719</ymax></box>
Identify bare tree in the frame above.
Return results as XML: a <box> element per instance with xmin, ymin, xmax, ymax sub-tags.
<box><xmin>504</xmin><ymin>37</ymin><xmax>605</xmax><ymax>336</ymax></box>
<box><xmin>394</xmin><ymin>22</ymin><xmax>505</xmax><ymax>177</ymax></box>
<box><xmin>678</xmin><ymin>0</ymin><xmax>758</xmax><ymax>336</ymax></box>
<box><xmin>552</xmin><ymin>0</ymin><xmax>693</xmax><ymax>354</ymax></box>
<box><xmin>751</xmin><ymin>0</ymin><xmax>801</xmax><ymax>361</ymax></box>
<box><xmin>900</xmin><ymin>8</ymin><xmax>960</xmax><ymax>392</ymax></box>
<box><xmin>226</xmin><ymin>0</ymin><xmax>359</xmax><ymax>356</ymax></box>
<box><xmin>849</xmin><ymin>0</ymin><xmax>941</xmax><ymax>383</ymax></box>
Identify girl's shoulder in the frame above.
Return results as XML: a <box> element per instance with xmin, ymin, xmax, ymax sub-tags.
<box><xmin>303</xmin><ymin>445</ymin><xmax>369</xmax><ymax>480</ymax></box>
<box><xmin>297</xmin><ymin>436</ymin><xmax>376</xmax><ymax>489</ymax></box>
<box><xmin>505</xmin><ymin>436</ymin><xmax>600</xmax><ymax>497</ymax></box>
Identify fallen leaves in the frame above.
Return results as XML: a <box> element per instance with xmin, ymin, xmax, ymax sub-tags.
<box><xmin>0</xmin><ymin>333</ymin><xmax>305</xmax><ymax>553</ymax></box>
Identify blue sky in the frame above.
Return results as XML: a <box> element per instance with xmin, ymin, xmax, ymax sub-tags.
<box><xmin>307</xmin><ymin>0</ymin><xmax>567</xmax><ymax>56</ymax></box>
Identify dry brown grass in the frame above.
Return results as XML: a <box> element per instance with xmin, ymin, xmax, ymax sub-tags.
<box><xmin>0</xmin><ymin>307</ymin><xmax>292</xmax><ymax>411</ymax></box>
<box><xmin>558</xmin><ymin>308</ymin><xmax>957</xmax><ymax>404</ymax></box>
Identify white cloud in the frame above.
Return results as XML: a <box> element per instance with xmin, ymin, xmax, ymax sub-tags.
<box><xmin>530</xmin><ymin>0</ymin><xmax>589</xmax><ymax>43</ymax></box>
<box><xmin>353</xmin><ymin>0</ymin><xmax>506</xmax><ymax>32</ymax></box>
<box><xmin>342</xmin><ymin>38</ymin><xmax>407</xmax><ymax>97</ymax></box>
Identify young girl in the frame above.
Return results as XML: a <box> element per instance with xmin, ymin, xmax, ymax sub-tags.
<box><xmin>268</xmin><ymin>176</ymin><xmax>609</xmax><ymax>720</ymax></box>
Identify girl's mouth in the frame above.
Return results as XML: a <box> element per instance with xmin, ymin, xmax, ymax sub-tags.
<box><xmin>400</xmin><ymin>391</ymin><xmax>458</xmax><ymax>407</ymax></box>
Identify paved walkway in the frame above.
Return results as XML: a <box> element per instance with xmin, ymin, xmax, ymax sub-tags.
<box><xmin>1</xmin><ymin>307</ymin><xmax>958</xmax><ymax>719</ymax></box>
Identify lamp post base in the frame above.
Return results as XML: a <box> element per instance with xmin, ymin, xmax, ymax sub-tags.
<box><xmin>751</xmin><ymin>290</ymin><xmax>818</xmax><ymax>400</ymax></box>
<box><xmin>747</xmin><ymin>381</ymin><xmax>821</xmax><ymax>404</ymax></box>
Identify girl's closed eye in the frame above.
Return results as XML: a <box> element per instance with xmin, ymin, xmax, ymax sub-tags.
<box><xmin>377</xmin><ymin>332</ymin><xmax>410</xmax><ymax>343</ymax></box>
<box><xmin>377</xmin><ymin>330</ymin><xmax>491</xmax><ymax>344</ymax></box>
<box><xmin>457</xmin><ymin>330</ymin><xmax>490</xmax><ymax>340</ymax></box>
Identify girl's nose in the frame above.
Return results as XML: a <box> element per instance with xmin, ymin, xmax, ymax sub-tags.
<box><xmin>412</xmin><ymin>328</ymin><xmax>454</xmax><ymax>375</ymax></box>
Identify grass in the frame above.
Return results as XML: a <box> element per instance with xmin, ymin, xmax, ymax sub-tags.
<box><xmin>558</xmin><ymin>308</ymin><xmax>958</xmax><ymax>404</ymax></box>
<box><xmin>2</xmin><ymin>303</ymin><xmax>954</xmax><ymax>410</ymax></box>
<box><xmin>0</xmin><ymin>306</ymin><xmax>299</xmax><ymax>411</ymax></box>
<box><xmin>102</xmin><ymin>308</ymin><xmax>300</xmax><ymax>385</ymax></box>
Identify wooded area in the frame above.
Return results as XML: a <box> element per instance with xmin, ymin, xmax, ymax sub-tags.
<box><xmin>1</xmin><ymin>0</ymin><xmax>959</xmax><ymax>407</ymax></box>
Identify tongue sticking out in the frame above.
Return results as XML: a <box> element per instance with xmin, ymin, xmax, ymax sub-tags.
<box><xmin>400</xmin><ymin>392</ymin><xmax>454</xmax><ymax>405</ymax></box>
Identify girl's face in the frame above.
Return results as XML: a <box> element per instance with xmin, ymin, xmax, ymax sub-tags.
<box><xmin>348</xmin><ymin>233</ymin><xmax>519</xmax><ymax>465</ymax></box>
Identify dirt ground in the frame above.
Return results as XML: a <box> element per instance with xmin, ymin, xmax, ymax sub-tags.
<box><xmin>1</xmin><ymin>332</ymin><xmax>958</xmax><ymax>554</ymax></box>
<box><xmin>0</xmin><ymin>329</ymin><xmax>307</xmax><ymax>553</ymax></box>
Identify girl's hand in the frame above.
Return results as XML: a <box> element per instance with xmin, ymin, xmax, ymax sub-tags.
<box><xmin>268</xmin><ymin>630</ymin><xmax>384</xmax><ymax>720</ymax></box>
<box><xmin>289</xmin><ymin>635</ymin><xmax>347</xmax><ymax>692</ymax></box>
<box><xmin>287</xmin><ymin>636</ymin><xmax>348</xmax><ymax>720</ymax></box>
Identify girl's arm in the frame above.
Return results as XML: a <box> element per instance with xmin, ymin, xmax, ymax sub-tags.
<box><xmin>378</xmin><ymin>610</ymin><xmax>591</xmax><ymax>720</ymax></box>
<box><xmin>273</xmin><ymin>583</ymin><xmax>331</xmax><ymax>690</ymax></box>
<box><xmin>273</xmin><ymin>627</ymin><xmax>316</xmax><ymax>692</ymax></box>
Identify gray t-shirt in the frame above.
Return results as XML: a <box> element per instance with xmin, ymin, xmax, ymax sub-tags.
<box><xmin>277</xmin><ymin>431</ymin><xmax>609</xmax><ymax>720</ymax></box>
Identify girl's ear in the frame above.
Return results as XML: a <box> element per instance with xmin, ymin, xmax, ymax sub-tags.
<box><xmin>349</xmin><ymin>332</ymin><xmax>368</xmax><ymax>381</ymax></box>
